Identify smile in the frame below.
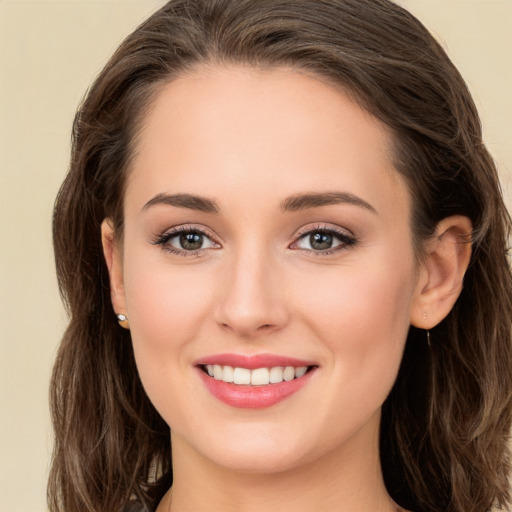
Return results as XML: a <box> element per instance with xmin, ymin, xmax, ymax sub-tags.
<box><xmin>195</xmin><ymin>354</ymin><xmax>318</xmax><ymax>409</ymax></box>
<box><xmin>203</xmin><ymin>364</ymin><xmax>310</xmax><ymax>385</ymax></box>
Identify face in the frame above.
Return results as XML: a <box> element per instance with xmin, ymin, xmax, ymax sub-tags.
<box><xmin>108</xmin><ymin>66</ymin><xmax>423</xmax><ymax>474</ymax></box>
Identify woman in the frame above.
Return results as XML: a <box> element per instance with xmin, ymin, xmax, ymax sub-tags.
<box><xmin>48</xmin><ymin>1</ymin><xmax>512</xmax><ymax>511</ymax></box>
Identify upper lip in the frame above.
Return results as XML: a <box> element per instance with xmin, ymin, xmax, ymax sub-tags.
<box><xmin>195</xmin><ymin>353</ymin><xmax>317</xmax><ymax>369</ymax></box>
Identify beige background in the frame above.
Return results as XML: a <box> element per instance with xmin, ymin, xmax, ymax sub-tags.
<box><xmin>0</xmin><ymin>1</ymin><xmax>510</xmax><ymax>511</ymax></box>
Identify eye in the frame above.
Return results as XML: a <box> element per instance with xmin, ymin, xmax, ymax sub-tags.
<box><xmin>291</xmin><ymin>226</ymin><xmax>357</xmax><ymax>254</ymax></box>
<box><xmin>173</xmin><ymin>231</ymin><xmax>214</xmax><ymax>251</ymax></box>
<box><xmin>153</xmin><ymin>227</ymin><xmax>219</xmax><ymax>254</ymax></box>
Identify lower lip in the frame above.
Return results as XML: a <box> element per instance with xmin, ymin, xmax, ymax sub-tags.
<box><xmin>198</xmin><ymin>368</ymin><xmax>315</xmax><ymax>409</ymax></box>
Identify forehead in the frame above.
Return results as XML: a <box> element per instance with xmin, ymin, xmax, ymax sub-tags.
<box><xmin>127</xmin><ymin>65</ymin><xmax>409</xmax><ymax>220</ymax></box>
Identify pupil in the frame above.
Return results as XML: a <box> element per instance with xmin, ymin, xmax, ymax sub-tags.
<box><xmin>310</xmin><ymin>232</ymin><xmax>333</xmax><ymax>250</ymax></box>
<box><xmin>180</xmin><ymin>232</ymin><xmax>203</xmax><ymax>250</ymax></box>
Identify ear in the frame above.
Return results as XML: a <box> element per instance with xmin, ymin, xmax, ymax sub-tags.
<box><xmin>410</xmin><ymin>215</ymin><xmax>472</xmax><ymax>329</ymax></box>
<box><xmin>101</xmin><ymin>219</ymin><xmax>127</xmax><ymax>317</ymax></box>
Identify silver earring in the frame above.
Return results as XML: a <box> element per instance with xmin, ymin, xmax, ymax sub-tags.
<box><xmin>116</xmin><ymin>313</ymin><xmax>130</xmax><ymax>329</ymax></box>
<box><xmin>426</xmin><ymin>330</ymin><xmax>431</xmax><ymax>348</ymax></box>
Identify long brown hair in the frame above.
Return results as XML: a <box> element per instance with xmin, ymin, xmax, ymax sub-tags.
<box><xmin>49</xmin><ymin>1</ymin><xmax>512</xmax><ymax>511</ymax></box>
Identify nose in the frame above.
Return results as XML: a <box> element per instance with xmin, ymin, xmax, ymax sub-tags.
<box><xmin>214</xmin><ymin>247</ymin><xmax>289</xmax><ymax>338</ymax></box>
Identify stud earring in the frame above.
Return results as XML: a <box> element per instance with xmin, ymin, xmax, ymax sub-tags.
<box><xmin>116</xmin><ymin>313</ymin><xmax>130</xmax><ymax>329</ymax></box>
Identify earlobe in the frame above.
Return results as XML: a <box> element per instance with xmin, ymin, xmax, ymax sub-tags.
<box><xmin>410</xmin><ymin>215</ymin><xmax>472</xmax><ymax>329</ymax></box>
<box><xmin>101</xmin><ymin>219</ymin><xmax>127</xmax><ymax>316</ymax></box>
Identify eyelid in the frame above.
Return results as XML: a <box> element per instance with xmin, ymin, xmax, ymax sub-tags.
<box><xmin>294</xmin><ymin>222</ymin><xmax>355</xmax><ymax>238</ymax></box>
<box><xmin>150</xmin><ymin>222</ymin><xmax>356</xmax><ymax>257</ymax></box>
<box><xmin>289</xmin><ymin>223</ymin><xmax>357</xmax><ymax>254</ymax></box>
<box><xmin>151</xmin><ymin>224</ymin><xmax>221</xmax><ymax>255</ymax></box>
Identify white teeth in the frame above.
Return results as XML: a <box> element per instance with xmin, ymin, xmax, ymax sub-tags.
<box><xmin>213</xmin><ymin>364</ymin><xmax>223</xmax><ymax>380</ymax></box>
<box><xmin>269</xmin><ymin>366</ymin><xmax>284</xmax><ymax>383</ymax></box>
<box><xmin>283</xmin><ymin>366</ymin><xmax>295</xmax><ymax>381</ymax></box>
<box><xmin>205</xmin><ymin>364</ymin><xmax>311</xmax><ymax>385</ymax></box>
<box><xmin>251</xmin><ymin>368</ymin><xmax>270</xmax><ymax>386</ymax></box>
<box><xmin>222</xmin><ymin>365</ymin><xmax>234</xmax><ymax>383</ymax></box>
<box><xmin>295</xmin><ymin>366</ymin><xmax>307</xmax><ymax>378</ymax></box>
<box><xmin>233</xmin><ymin>367</ymin><xmax>251</xmax><ymax>385</ymax></box>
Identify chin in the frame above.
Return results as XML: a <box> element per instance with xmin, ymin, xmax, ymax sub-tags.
<box><xmin>174</xmin><ymin>415</ymin><xmax>368</xmax><ymax>478</ymax></box>
<box><xmin>206</xmin><ymin>440</ymin><xmax>312</xmax><ymax>475</ymax></box>
<box><xmin>173</xmin><ymin>419</ymin><xmax>322</xmax><ymax>475</ymax></box>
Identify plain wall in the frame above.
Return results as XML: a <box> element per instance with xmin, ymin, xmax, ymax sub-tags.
<box><xmin>0</xmin><ymin>1</ymin><xmax>510</xmax><ymax>511</ymax></box>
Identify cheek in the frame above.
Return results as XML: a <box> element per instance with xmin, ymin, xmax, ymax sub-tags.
<box><xmin>120</xmin><ymin>254</ymin><xmax>222</xmax><ymax>426</ymax></box>
<box><xmin>297</xmin><ymin>256</ymin><xmax>415</xmax><ymax>398</ymax></box>
<box><xmin>301</xmin><ymin>257</ymin><xmax>413</xmax><ymax>330</ymax></box>
<box><xmin>121</xmin><ymin>251</ymin><xmax>217</xmax><ymax>377</ymax></box>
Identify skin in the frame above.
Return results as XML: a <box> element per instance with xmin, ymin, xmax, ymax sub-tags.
<box><xmin>102</xmin><ymin>66</ymin><xmax>472</xmax><ymax>512</ymax></box>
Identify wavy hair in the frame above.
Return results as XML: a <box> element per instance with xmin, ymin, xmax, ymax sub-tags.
<box><xmin>49</xmin><ymin>1</ymin><xmax>512</xmax><ymax>511</ymax></box>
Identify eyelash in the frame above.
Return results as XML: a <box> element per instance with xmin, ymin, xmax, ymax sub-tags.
<box><xmin>291</xmin><ymin>224</ymin><xmax>358</xmax><ymax>256</ymax></box>
<box><xmin>151</xmin><ymin>226</ymin><xmax>218</xmax><ymax>256</ymax></box>
<box><xmin>151</xmin><ymin>224</ymin><xmax>358</xmax><ymax>257</ymax></box>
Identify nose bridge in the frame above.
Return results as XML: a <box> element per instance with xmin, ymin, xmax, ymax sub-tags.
<box><xmin>215</xmin><ymin>240</ymin><xmax>288</xmax><ymax>336</ymax></box>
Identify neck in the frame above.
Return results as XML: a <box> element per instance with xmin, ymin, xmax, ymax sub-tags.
<box><xmin>165</xmin><ymin>414</ymin><xmax>399</xmax><ymax>512</ymax></box>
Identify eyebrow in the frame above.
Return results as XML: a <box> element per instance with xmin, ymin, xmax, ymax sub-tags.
<box><xmin>141</xmin><ymin>190</ymin><xmax>376</xmax><ymax>215</ymax></box>
<box><xmin>281</xmin><ymin>191</ymin><xmax>377</xmax><ymax>214</ymax></box>
<box><xmin>142</xmin><ymin>193</ymin><xmax>219</xmax><ymax>214</ymax></box>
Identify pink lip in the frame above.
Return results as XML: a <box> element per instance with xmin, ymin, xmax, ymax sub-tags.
<box><xmin>197</xmin><ymin>369</ymin><xmax>315</xmax><ymax>409</ymax></box>
<box><xmin>195</xmin><ymin>353</ymin><xmax>316</xmax><ymax>369</ymax></box>
<box><xmin>195</xmin><ymin>353</ymin><xmax>318</xmax><ymax>409</ymax></box>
